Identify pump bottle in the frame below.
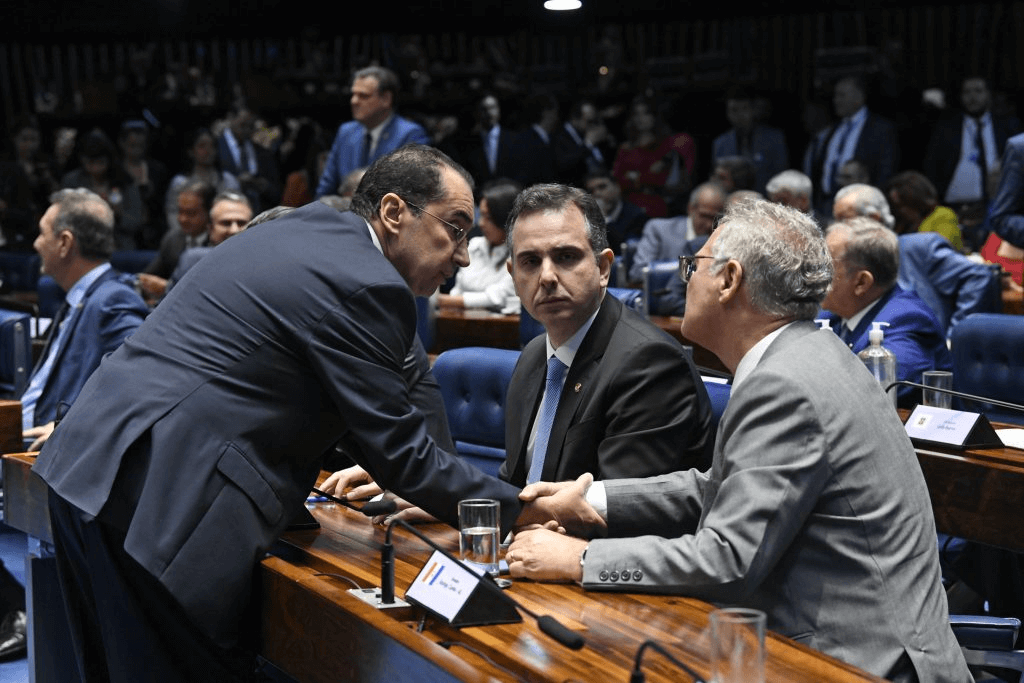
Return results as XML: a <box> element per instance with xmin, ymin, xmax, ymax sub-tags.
<box><xmin>857</xmin><ymin>321</ymin><xmax>897</xmax><ymax>408</ymax></box>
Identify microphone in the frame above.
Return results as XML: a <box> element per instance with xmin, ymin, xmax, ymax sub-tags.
<box><xmin>885</xmin><ymin>381</ymin><xmax>1024</xmax><ymax>415</ymax></box>
<box><xmin>383</xmin><ymin>518</ymin><xmax>585</xmax><ymax>650</ymax></box>
<box><xmin>630</xmin><ymin>639</ymin><xmax>706</xmax><ymax>683</ymax></box>
<box><xmin>310</xmin><ymin>487</ymin><xmax>398</xmax><ymax>517</ymax></box>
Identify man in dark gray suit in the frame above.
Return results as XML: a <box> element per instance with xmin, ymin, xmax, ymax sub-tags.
<box><xmin>508</xmin><ymin>198</ymin><xmax>970</xmax><ymax>682</ymax></box>
<box><xmin>33</xmin><ymin>145</ymin><xmax>550</xmax><ymax>682</ymax></box>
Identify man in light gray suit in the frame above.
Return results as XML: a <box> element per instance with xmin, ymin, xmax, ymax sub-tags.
<box><xmin>507</xmin><ymin>198</ymin><xmax>970</xmax><ymax>682</ymax></box>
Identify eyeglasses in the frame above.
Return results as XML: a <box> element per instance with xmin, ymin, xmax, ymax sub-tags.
<box><xmin>678</xmin><ymin>255</ymin><xmax>716</xmax><ymax>283</ymax></box>
<box><xmin>404</xmin><ymin>199</ymin><xmax>469</xmax><ymax>246</ymax></box>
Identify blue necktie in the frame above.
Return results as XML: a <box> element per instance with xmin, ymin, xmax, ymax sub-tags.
<box><xmin>527</xmin><ymin>356</ymin><xmax>567</xmax><ymax>484</ymax></box>
<box><xmin>826</xmin><ymin>119</ymin><xmax>851</xmax><ymax>194</ymax></box>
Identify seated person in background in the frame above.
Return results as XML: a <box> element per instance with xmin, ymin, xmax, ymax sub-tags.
<box><xmin>506</xmin><ymin>198</ymin><xmax>970</xmax><ymax>683</ymax></box>
<box><xmin>325</xmin><ymin>183</ymin><xmax>714</xmax><ymax>517</ymax></box>
<box><xmin>834</xmin><ymin>182</ymin><xmax>994</xmax><ymax>339</ymax></box>
<box><xmin>765</xmin><ymin>169</ymin><xmax>822</xmax><ymax>227</ymax></box>
<box><xmin>138</xmin><ymin>179</ymin><xmax>216</xmax><ymax>303</ymax></box>
<box><xmin>436</xmin><ymin>178</ymin><xmax>521</xmax><ymax>312</ymax></box>
<box><xmin>710</xmin><ymin>86</ymin><xmax>789</xmax><ymax>195</ymax></box>
<box><xmin>583</xmin><ymin>167</ymin><xmax>647</xmax><ymax>250</ymax></box>
<box><xmin>164</xmin><ymin>127</ymin><xmax>242</xmax><ymax>236</ymax></box>
<box><xmin>819</xmin><ymin>216</ymin><xmax>952</xmax><ymax>408</ymax></box>
<box><xmin>166</xmin><ymin>191</ymin><xmax>254</xmax><ymax>292</ymax></box>
<box><xmin>980</xmin><ymin>231</ymin><xmax>1023</xmax><ymax>289</ymax></box>
<box><xmin>834</xmin><ymin>158</ymin><xmax>871</xmax><ymax>189</ymax></box>
<box><xmin>886</xmin><ymin>170</ymin><xmax>964</xmax><ymax>253</ymax></box>
<box><xmin>629</xmin><ymin>182</ymin><xmax>725</xmax><ymax>282</ymax></box>
<box><xmin>710</xmin><ymin>155</ymin><xmax>757</xmax><ymax>194</ymax></box>
<box><xmin>22</xmin><ymin>188</ymin><xmax>148</xmax><ymax>449</ymax></box>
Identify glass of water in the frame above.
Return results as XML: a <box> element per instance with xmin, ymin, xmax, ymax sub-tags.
<box><xmin>458</xmin><ymin>498</ymin><xmax>500</xmax><ymax>576</ymax></box>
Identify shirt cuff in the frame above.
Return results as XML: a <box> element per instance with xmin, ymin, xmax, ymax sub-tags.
<box><xmin>585</xmin><ymin>481</ymin><xmax>608</xmax><ymax>521</ymax></box>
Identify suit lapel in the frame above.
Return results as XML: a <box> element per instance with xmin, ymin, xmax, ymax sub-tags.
<box><xmin>539</xmin><ymin>295</ymin><xmax>620</xmax><ymax>481</ymax></box>
<box><xmin>39</xmin><ymin>269</ymin><xmax>115</xmax><ymax>394</ymax></box>
<box><xmin>506</xmin><ymin>340</ymin><xmax>546</xmax><ymax>484</ymax></box>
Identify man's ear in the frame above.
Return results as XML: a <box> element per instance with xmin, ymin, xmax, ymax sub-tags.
<box><xmin>378</xmin><ymin>193</ymin><xmax>405</xmax><ymax>238</ymax></box>
<box><xmin>852</xmin><ymin>269</ymin><xmax>875</xmax><ymax>297</ymax></box>
<box><xmin>718</xmin><ymin>259</ymin><xmax>743</xmax><ymax>303</ymax></box>
<box><xmin>596</xmin><ymin>248</ymin><xmax>614</xmax><ymax>287</ymax></box>
<box><xmin>57</xmin><ymin>229</ymin><xmax>75</xmax><ymax>259</ymax></box>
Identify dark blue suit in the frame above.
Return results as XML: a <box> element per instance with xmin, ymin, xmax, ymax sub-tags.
<box><xmin>28</xmin><ymin>267</ymin><xmax>148</xmax><ymax>426</ymax></box>
<box><xmin>711</xmin><ymin>124</ymin><xmax>789</xmax><ymax>195</ymax></box>
<box><xmin>315</xmin><ymin>116</ymin><xmax>430</xmax><ymax>198</ymax></box>
<box><xmin>990</xmin><ymin>132</ymin><xmax>1024</xmax><ymax>247</ymax></box>
<box><xmin>822</xmin><ymin>285</ymin><xmax>952</xmax><ymax>407</ymax></box>
<box><xmin>897</xmin><ymin>232</ymin><xmax>996</xmax><ymax>339</ymax></box>
<box><xmin>34</xmin><ymin>204</ymin><xmax>522</xmax><ymax>657</ymax></box>
<box><xmin>922</xmin><ymin>112</ymin><xmax>1020</xmax><ymax>201</ymax></box>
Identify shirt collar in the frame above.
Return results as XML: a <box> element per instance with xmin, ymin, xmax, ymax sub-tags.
<box><xmin>66</xmin><ymin>262</ymin><xmax>112</xmax><ymax>308</ymax></box>
<box><xmin>545</xmin><ymin>301</ymin><xmax>602</xmax><ymax>369</ymax></box>
<box><xmin>841</xmin><ymin>297</ymin><xmax>879</xmax><ymax>336</ymax></box>
<box><xmin>732</xmin><ymin>322</ymin><xmax>793</xmax><ymax>390</ymax></box>
<box><xmin>366</xmin><ymin>113</ymin><xmax>395</xmax><ymax>146</ymax></box>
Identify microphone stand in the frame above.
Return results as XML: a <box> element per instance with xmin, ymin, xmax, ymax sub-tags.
<box><xmin>885</xmin><ymin>381</ymin><xmax>1024</xmax><ymax>415</ymax></box>
<box><xmin>630</xmin><ymin>639</ymin><xmax>706</xmax><ymax>683</ymax></box>
<box><xmin>383</xmin><ymin>518</ymin><xmax>585</xmax><ymax>650</ymax></box>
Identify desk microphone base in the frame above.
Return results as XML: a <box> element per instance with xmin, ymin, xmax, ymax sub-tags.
<box><xmin>348</xmin><ymin>587</ymin><xmax>412</xmax><ymax>611</ymax></box>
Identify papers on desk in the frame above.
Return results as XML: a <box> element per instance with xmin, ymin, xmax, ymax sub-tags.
<box><xmin>997</xmin><ymin>429</ymin><xmax>1024</xmax><ymax>450</ymax></box>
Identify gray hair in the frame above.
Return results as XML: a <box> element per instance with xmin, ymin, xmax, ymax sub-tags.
<box><xmin>834</xmin><ymin>183</ymin><xmax>895</xmax><ymax>229</ymax></box>
<box><xmin>826</xmin><ymin>216</ymin><xmax>900</xmax><ymax>291</ymax></box>
<box><xmin>710</xmin><ymin>198</ymin><xmax>832</xmax><ymax>319</ymax></box>
<box><xmin>49</xmin><ymin>188</ymin><xmax>115</xmax><ymax>261</ymax></box>
<box><xmin>506</xmin><ymin>183</ymin><xmax>608</xmax><ymax>261</ymax></box>
<box><xmin>765</xmin><ymin>170</ymin><xmax>812</xmax><ymax>198</ymax></box>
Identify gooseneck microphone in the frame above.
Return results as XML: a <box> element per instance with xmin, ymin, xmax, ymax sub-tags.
<box><xmin>630</xmin><ymin>639</ymin><xmax>706</xmax><ymax>683</ymax></box>
<box><xmin>382</xmin><ymin>518</ymin><xmax>585</xmax><ymax>650</ymax></box>
<box><xmin>885</xmin><ymin>381</ymin><xmax>1024</xmax><ymax>416</ymax></box>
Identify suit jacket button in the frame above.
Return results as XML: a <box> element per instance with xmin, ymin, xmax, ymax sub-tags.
<box><xmin>633</xmin><ymin>570</ymin><xmax>643</xmax><ymax>581</ymax></box>
<box><xmin>599</xmin><ymin>570</ymin><xmax>610</xmax><ymax>581</ymax></box>
<box><xmin>609</xmin><ymin>571</ymin><xmax>620</xmax><ymax>581</ymax></box>
<box><xmin>619</xmin><ymin>569</ymin><xmax>631</xmax><ymax>581</ymax></box>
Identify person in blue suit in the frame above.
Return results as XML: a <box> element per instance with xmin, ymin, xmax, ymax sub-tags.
<box><xmin>710</xmin><ymin>86</ymin><xmax>789</xmax><ymax>195</ymax></box>
<box><xmin>990</xmin><ymin>131</ymin><xmax>1024</xmax><ymax>248</ymax></box>
<box><xmin>819</xmin><ymin>216</ymin><xmax>952</xmax><ymax>408</ymax></box>
<box><xmin>33</xmin><ymin>145</ymin><xmax>556</xmax><ymax>681</ymax></box>
<box><xmin>21</xmin><ymin>188</ymin><xmax>148</xmax><ymax>449</ymax></box>
<box><xmin>314</xmin><ymin>66</ymin><xmax>430</xmax><ymax>199</ymax></box>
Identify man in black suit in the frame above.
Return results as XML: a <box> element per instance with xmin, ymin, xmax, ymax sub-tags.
<box><xmin>33</xmin><ymin>145</ymin><xmax>552</xmax><ymax>681</ymax></box>
<box><xmin>500</xmin><ymin>183</ymin><xmax>713</xmax><ymax>487</ymax></box>
<box><xmin>583</xmin><ymin>167</ymin><xmax>647</xmax><ymax>250</ymax></box>
<box><xmin>804</xmin><ymin>75</ymin><xmax>900</xmax><ymax>218</ymax></box>
<box><xmin>923</xmin><ymin>76</ymin><xmax>1021</xmax><ymax>248</ymax></box>
<box><xmin>215</xmin><ymin>104</ymin><xmax>281</xmax><ymax>214</ymax></box>
<box><xmin>553</xmin><ymin>99</ymin><xmax>615</xmax><ymax>187</ymax></box>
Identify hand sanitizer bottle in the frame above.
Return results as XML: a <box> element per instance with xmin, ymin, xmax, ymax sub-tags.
<box><xmin>858</xmin><ymin>321</ymin><xmax>897</xmax><ymax>408</ymax></box>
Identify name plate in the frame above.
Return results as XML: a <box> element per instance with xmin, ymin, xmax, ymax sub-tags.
<box><xmin>404</xmin><ymin>550</ymin><xmax>521</xmax><ymax>627</ymax></box>
<box><xmin>904</xmin><ymin>405</ymin><xmax>1003</xmax><ymax>449</ymax></box>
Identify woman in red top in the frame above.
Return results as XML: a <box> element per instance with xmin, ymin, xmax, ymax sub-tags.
<box><xmin>612</xmin><ymin>96</ymin><xmax>696</xmax><ymax>218</ymax></box>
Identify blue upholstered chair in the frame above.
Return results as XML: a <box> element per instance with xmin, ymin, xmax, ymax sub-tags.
<box><xmin>950</xmin><ymin>313</ymin><xmax>1024</xmax><ymax>426</ymax></box>
<box><xmin>607</xmin><ymin>287</ymin><xmax>643</xmax><ymax>311</ymax></box>
<box><xmin>701</xmin><ymin>378</ymin><xmax>731</xmax><ymax>431</ymax></box>
<box><xmin>641</xmin><ymin>260</ymin><xmax>679</xmax><ymax>316</ymax></box>
<box><xmin>950</xmin><ymin>615</ymin><xmax>1024</xmax><ymax>682</ymax></box>
<box><xmin>432</xmin><ymin>347</ymin><xmax>521</xmax><ymax>477</ymax></box>
<box><xmin>0</xmin><ymin>309</ymin><xmax>32</xmax><ymax>398</ymax></box>
<box><xmin>0</xmin><ymin>252</ymin><xmax>41</xmax><ymax>292</ymax></box>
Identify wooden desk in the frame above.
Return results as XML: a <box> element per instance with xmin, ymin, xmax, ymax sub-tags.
<box><xmin>432</xmin><ymin>308</ymin><xmax>520</xmax><ymax>353</ymax></box>
<box><xmin>907</xmin><ymin>417</ymin><xmax>1024</xmax><ymax>553</ymax></box>
<box><xmin>1003</xmin><ymin>288</ymin><xmax>1023</xmax><ymax>315</ymax></box>
<box><xmin>0</xmin><ymin>399</ymin><xmax>21</xmax><ymax>454</ymax></box>
<box><xmin>261</xmin><ymin>495</ymin><xmax>881</xmax><ymax>683</ymax></box>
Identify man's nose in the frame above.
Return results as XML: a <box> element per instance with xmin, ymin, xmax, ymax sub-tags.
<box><xmin>453</xmin><ymin>240</ymin><xmax>470</xmax><ymax>268</ymax></box>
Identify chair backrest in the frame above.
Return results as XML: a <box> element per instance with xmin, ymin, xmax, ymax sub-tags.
<box><xmin>641</xmin><ymin>260</ymin><xmax>679</xmax><ymax>316</ymax></box>
<box><xmin>110</xmin><ymin>249</ymin><xmax>159</xmax><ymax>275</ymax></box>
<box><xmin>432</xmin><ymin>347</ymin><xmax>521</xmax><ymax>477</ymax></box>
<box><xmin>0</xmin><ymin>252</ymin><xmax>41</xmax><ymax>292</ymax></box>
<box><xmin>950</xmin><ymin>313</ymin><xmax>1024</xmax><ymax>425</ymax></box>
<box><xmin>607</xmin><ymin>287</ymin><xmax>643</xmax><ymax>311</ymax></box>
<box><xmin>617</xmin><ymin>239</ymin><xmax>640</xmax><ymax>286</ymax></box>
<box><xmin>37</xmin><ymin>275</ymin><xmax>65</xmax><ymax>319</ymax></box>
<box><xmin>0</xmin><ymin>309</ymin><xmax>32</xmax><ymax>398</ymax></box>
<box><xmin>702</xmin><ymin>377</ymin><xmax>731</xmax><ymax>431</ymax></box>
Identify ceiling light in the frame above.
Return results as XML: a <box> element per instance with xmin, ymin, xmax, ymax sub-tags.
<box><xmin>544</xmin><ymin>0</ymin><xmax>582</xmax><ymax>10</ymax></box>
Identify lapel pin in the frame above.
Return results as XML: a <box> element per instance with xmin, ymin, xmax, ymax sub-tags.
<box><xmin>574</xmin><ymin>383</ymin><xmax>582</xmax><ymax>393</ymax></box>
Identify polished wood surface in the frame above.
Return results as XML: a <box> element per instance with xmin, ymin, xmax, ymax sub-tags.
<box><xmin>432</xmin><ymin>307</ymin><xmax>520</xmax><ymax>353</ymax></box>
<box><xmin>1003</xmin><ymin>288</ymin><xmax>1023</xmax><ymax>315</ymax></box>
<box><xmin>3</xmin><ymin>452</ymin><xmax>52</xmax><ymax>543</ymax></box>
<box><xmin>903</xmin><ymin>412</ymin><xmax>1024</xmax><ymax>553</ymax></box>
<box><xmin>261</xmin><ymin>489</ymin><xmax>881</xmax><ymax>683</ymax></box>
<box><xmin>431</xmin><ymin>306</ymin><xmax>730</xmax><ymax>376</ymax></box>
<box><xmin>0</xmin><ymin>399</ymin><xmax>22</xmax><ymax>455</ymax></box>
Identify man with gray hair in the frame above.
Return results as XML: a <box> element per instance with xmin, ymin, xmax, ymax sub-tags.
<box><xmin>765</xmin><ymin>169</ymin><xmax>822</xmax><ymax>226</ymax></box>
<box><xmin>833</xmin><ymin>183</ymin><xmax>994</xmax><ymax>339</ymax></box>
<box><xmin>819</xmin><ymin>216</ymin><xmax>952</xmax><ymax>407</ymax></box>
<box><xmin>315</xmin><ymin>65</ymin><xmax>430</xmax><ymax>198</ymax></box>
<box><xmin>506</xmin><ymin>198</ymin><xmax>970</xmax><ymax>682</ymax></box>
<box><xmin>22</xmin><ymin>188</ymin><xmax>149</xmax><ymax>449</ymax></box>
